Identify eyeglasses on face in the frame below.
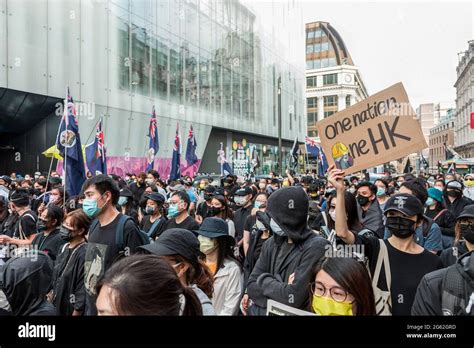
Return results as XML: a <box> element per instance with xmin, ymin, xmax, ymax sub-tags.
<box><xmin>310</xmin><ymin>281</ymin><xmax>352</xmax><ymax>303</ymax></box>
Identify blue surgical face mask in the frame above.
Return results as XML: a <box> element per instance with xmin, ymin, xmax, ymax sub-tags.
<box><xmin>167</xmin><ymin>203</ymin><xmax>180</xmax><ymax>218</ymax></box>
<box><xmin>118</xmin><ymin>196</ymin><xmax>128</xmax><ymax>206</ymax></box>
<box><xmin>425</xmin><ymin>197</ymin><xmax>435</xmax><ymax>207</ymax></box>
<box><xmin>270</xmin><ymin>218</ymin><xmax>286</xmax><ymax>236</ymax></box>
<box><xmin>254</xmin><ymin>201</ymin><xmax>263</xmax><ymax>209</ymax></box>
<box><xmin>376</xmin><ymin>187</ymin><xmax>386</xmax><ymax>197</ymax></box>
<box><xmin>82</xmin><ymin>195</ymin><xmax>104</xmax><ymax>218</ymax></box>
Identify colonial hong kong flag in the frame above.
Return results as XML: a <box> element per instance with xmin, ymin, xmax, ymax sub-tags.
<box><xmin>146</xmin><ymin>106</ymin><xmax>159</xmax><ymax>171</ymax></box>
<box><xmin>169</xmin><ymin>122</ymin><xmax>181</xmax><ymax>180</ymax></box>
<box><xmin>85</xmin><ymin>117</ymin><xmax>107</xmax><ymax>176</ymax></box>
<box><xmin>305</xmin><ymin>136</ymin><xmax>320</xmax><ymax>157</ymax></box>
<box><xmin>185</xmin><ymin>124</ymin><xmax>198</xmax><ymax>166</ymax></box>
<box><xmin>55</xmin><ymin>87</ymin><xmax>86</xmax><ymax>196</ymax></box>
<box><xmin>318</xmin><ymin>144</ymin><xmax>329</xmax><ymax>175</ymax></box>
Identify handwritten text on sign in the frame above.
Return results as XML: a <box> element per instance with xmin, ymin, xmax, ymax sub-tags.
<box><xmin>315</xmin><ymin>82</ymin><xmax>427</xmax><ymax>174</ymax></box>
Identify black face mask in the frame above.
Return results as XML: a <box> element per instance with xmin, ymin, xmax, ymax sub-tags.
<box><xmin>460</xmin><ymin>224</ymin><xmax>474</xmax><ymax>244</ymax></box>
<box><xmin>386</xmin><ymin>216</ymin><xmax>417</xmax><ymax>239</ymax></box>
<box><xmin>446</xmin><ymin>190</ymin><xmax>461</xmax><ymax>198</ymax></box>
<box><xmin>357</xmin><ymin>195</ymin><xmax>370</xmax><ymax>206</ymax></box>
<box><xmin>208</xmin><ymin>206</ymin><xmax>223</xmax><ymax>217</ymax></box>
<box><xmin>59</xmin><ymin>226</ymin><xmax>74</xmax><ymax>242</ymax></box>
<box><xmin>36</xmin><ymin>220</ymin><xmax>48</xmax><ymax>233</ymax></box>
<box><xmin>204</xmin><ymin>194</ymin><xmax>212</xmax><ymax>201</ymax></box>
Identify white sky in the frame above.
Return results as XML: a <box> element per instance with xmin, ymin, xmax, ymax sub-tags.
<box><xmin>298</xmin><ymin>0</ymin><xmax>473</xmax><ymax>108</ymax></box>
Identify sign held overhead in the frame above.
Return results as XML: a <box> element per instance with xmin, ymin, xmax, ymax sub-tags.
<box><xmin>315</xmin><ymin>82</ymin><xmax>427</xmax><ymax>174</ymax></box>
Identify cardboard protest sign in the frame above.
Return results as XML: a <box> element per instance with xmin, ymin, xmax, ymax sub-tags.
<box><xmin>266</xmin><ymin>300</ymin><xmax>317</xmax><ymax>316</ymax></box>
<box><xmin>315</xmin><ymin>82</ymin><xmax>427</xmax><ymax>175</ymax></box>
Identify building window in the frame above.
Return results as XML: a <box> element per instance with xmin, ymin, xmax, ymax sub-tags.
<box><xmin>323</xmin><ymin>73</ymin><xmax>338</xmax><ymax>85</ymax></box>
<box><xmin>321</xmin><ymin>42</ymin><xmax>329</xmax><ymax>51</ymax></box>
<box><xmin>321</xmin><ymin>58</ymin><xmax>329</xmax><ymax>68</ymax></box>
<box><xmin>306</xmin><ymin>60</ymin><xmax>314</xmax><ymax>70</ymax></box>
<box><xmin>307</xmin><ymin>30</ymin><xmax>315</xmax><ymax>39</ymax></box>
<box><xmin>324</xmin><ymin>95</ymin><xmax>337</xmax><ymax>107</ymax></box>
<box><xmin>314</xmin><ymin>43</ymin><xmax>321</xmax><ymax>52</ymax></box>
<box><xmin>328</xmin><ymin>57</ymin><xmax>337</xmax><ymax>67</ymax></box>
<box><xmin>346</xmin><ymin>95</ymin><xmax>351</xmax><ymax>107</ymax></box>
<box><xmin>313</xmin><ymin>59</ymin><xmax>321</xmax><ymax>69</ymax></box>
<box><xmin>307</xmin><ymin>97</ymin><xmax>317</xmax><ymax>108</ymax></box>
<box><xmin>324</xmin><ymin>111</ymin><xmax>335</xmax><ymax>118</ymax></box>
<box><xmin>308</xmin><ymin>111</ymin><xmax>317</xmax><ymax>123</ymax></box>
<box><xmin>314</xmin><ymin>29</ymin><xmax>322</xmax><ymax>38</ymax></box>
<box><xmin>306</xmin><ymin>76</ymin><xmax>317</xmax><ymax>88</ymax></box>
<box><xmin>306</xmin><ymin>45</ymin><xmax>314</xmax><ymax>54</ymax></box>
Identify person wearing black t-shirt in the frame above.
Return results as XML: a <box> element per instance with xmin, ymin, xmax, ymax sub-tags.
<box><xmin>328</xmin><ymin>165</ymin><xmax>442</xmax><ymax>316</ymax></box>
<box><xmin>140</xmin><ymin>192</ymin><xmax>166</xmax><ymax>240</ymax></box>
<box><xmin>32</xmin><ymin>205</ymin><xmax>65</xmax><ymax>261</ymax></box>
<box><xmin>81</xmin><ymin>175</ymin><xmax>146</xmax><ymax>316</ymax></box>
<box><xmin>50</xmin><ymin>209</ymin><xmax>91</xmax><ymax>316</ymax></box>
<box><xmin>156</xmin><ymin>191</ymin><xmax>199</xmax><ymax>237</ymax></box>
<box><xmin>0</xmin><ymin>189</ymin><xmax>37</xmax><ymax>249</ymax></box>
<box><xmin>195</xmin><ymin>186</ymin><xmax>216</xmax><ymax>225</ymax></box>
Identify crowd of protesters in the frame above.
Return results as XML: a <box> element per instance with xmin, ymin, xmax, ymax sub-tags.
<box><xmin>0</xmin><ymin>167</ymin><xmax>473</xmax><ymax>316</ymax></box>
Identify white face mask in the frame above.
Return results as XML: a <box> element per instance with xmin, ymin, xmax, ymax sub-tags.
<box><xmin>329</xmin><ymin>209</ymin><xmax>336</xmax><ymax>221</ymax></box>
<box><xmin>270</xmin><ymin>218</ymin><xmax>285</xmax><ymax>236</ymax></box>
<box><xmin>234</xmin><ymin>196</ymin><xmax>248</xmax><ymax>206</ymax></box>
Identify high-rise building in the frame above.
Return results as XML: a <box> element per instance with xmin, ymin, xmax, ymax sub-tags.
<box><xmin>428</xmin><ymin>109</ymin><xmax>456</xmax><ymax>172</ymax></box>
<box><xmin>305</xmin><ymin>21</ymin><xmax>368</xmax><ymax>138</ymax></box>
<box><xmin>0</xmin><ymin>0</ymin><xmax>306</xmax><ymax>177</ymax></box>
<box><xmin>454</xmin><ymin>40</ymin><xmax>474</xmax><ymax>159</ymax></box>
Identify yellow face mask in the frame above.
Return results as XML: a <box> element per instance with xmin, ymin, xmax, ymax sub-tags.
<box><xmin>282</xmin><ymin>181</ymin><xmax>290</xmax><ymax>187</ymax></box>
<box><xmin>312</xmin><ymin>295</ymin><xmax>354</xmax><ymax>316</ymax></box>
<box><xmin>465</xmin><ymin>180</ymin><xmax>474</xmax><ymax>187</ymax></box>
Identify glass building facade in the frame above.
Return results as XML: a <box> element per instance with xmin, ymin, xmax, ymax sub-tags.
<box><xmin>0</xmin><ymin>0</ymin><xmax>306</xmax><ymax>176</ymax></box>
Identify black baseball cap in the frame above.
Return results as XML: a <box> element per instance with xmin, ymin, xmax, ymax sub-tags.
<box><xmin>234</xmin><ymin>187</ymin><xmax>252</xmax><ymax>196</ymax></box>
<box><xmin>119</xmin><ymin>187</ymin><xmax>133</xmax><ymax>198</ymax></box>
<box><xmin>457</xmin><ymin>205</ymin><xmax>474</xmax><ymax>220</ymax></box>
<box><xmin>144</xmin><ymin>192</ymin><xmax>165</xmax><ymax>204</ymax></box>
<box><xmin>137</xmin><ymin>228</ymin><xmax>200</xmax><ymax>268</ymax></box>
<box><xmin>384</xmin><ymin>193</ymin><xmax>424</xmax><ymax>217</ymax></box>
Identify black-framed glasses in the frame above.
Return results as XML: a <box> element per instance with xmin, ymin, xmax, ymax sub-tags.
<box><xmin>310</xmin><ymin>281</ymin><xmax>352</xmax><ymax>303</ymax></box>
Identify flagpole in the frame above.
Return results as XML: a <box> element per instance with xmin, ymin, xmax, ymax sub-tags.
<box><xmin>63</xmin><ymin>87</ymin><xmax>68</xmax><ymax>207</ymax></box>
<box><xmin>220</xmin><ymin>142</ymin><xmax>224</xmax><ymax>176</ymax></box>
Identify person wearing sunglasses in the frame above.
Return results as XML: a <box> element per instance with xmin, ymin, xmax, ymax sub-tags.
<box><xmin>309</xmin><ymin>257</ymin><xmax>376</xmax><ymax>316</ymax></box>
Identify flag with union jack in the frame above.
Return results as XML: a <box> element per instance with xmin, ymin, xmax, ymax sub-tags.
<box><xmin>169</xmin><ymin>122</ymin><xmax>181</xmax><ymax>180</ymax></box>
<box><xmin>185</xmin><ymin>124</ymin><xmax>198</xmax><ymax>166</ymax></box>
<box><xmin>305</xmin><ymin>136</ymin><xmax>320</xmax><ymax>157</ymax></box>
<box><xmin>86</xmin><ymin>117</ymin><xmax>107</xmax><ymax>176</ymax></box>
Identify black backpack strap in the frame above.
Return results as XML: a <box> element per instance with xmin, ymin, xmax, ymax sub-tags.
<box><xmin>89</xmin><ymin>219</ymin><xmax>100</xmax><ymax>236</ymax></box>
<box><xmin>147</xmin><ymin>217</ymin><xmax>163</xmax><ymax>238</ymax></box>
<box><xmin>422</xmin><ymin>216</ymin><xmax>434</xmax><ymax>238</ymax></box>
<box><xmin>115</xmin><ymin>215</ymin><xmax>132</xmax><ymax>252</ymax></box>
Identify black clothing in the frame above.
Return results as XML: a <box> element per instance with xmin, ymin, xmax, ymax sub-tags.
<box><xmin>129</xmin><ymin>182</ymin><xmax>146</xmax><ymax>205</ymax></box>
<box><xmin>141</xmin><ymin>215</ymin><xmax>166</xmax><ymax>240</ymax></box>
<box><xmin>84</xmin><ymin>213</ymin><xmax>145</xmax><ymax>315</ymax></box>
<box><xmin>444</xmin><ymin>195</ymin><xmax>473</xmax><ymax>219</ymax></box>
<box><xmin>31</xmin><ymin>228</ymin><xmax>66</xmax><ymax>261</ymax></box>
<box><xmin>158</xmin><ymin>215</ymin><xmax>199</xmax><ymax>237</ymax></box>
<box><xmin>234</xmin><ymin>205</ymin><xmax>253</xmax><ymax>242</ymax></box>
<box><xmin>0</xmin><ymin>251</ymin><xmax>55</xmax><ymax>316</ymax></box>
<box><xmin>425</xmin><ymin>206</ymin><xmax>456</xmax><ymax>237</ymax></box>
<box><xmin>13</xmin><ymin>210</ymin><xmax>37</xmax><ymax>239</ymax></box>
<box><xmin>355</xmin><ymin>234</ymin><xmax>443</xmax><ymax>315</ymax></box>
<box><xmin>51</xmin><ymin>242</ymin><xmax>87</xmax><ymax>315</ymax></box>
<box><xmin>440</xmin><ymin>241</ymin><xmax>470</xmax><ymax>268</ymax></box>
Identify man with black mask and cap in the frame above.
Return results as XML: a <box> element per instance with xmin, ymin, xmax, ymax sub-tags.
<box><xmin>245</xmin><ymin>186</ymin><xmax>329</xmax><ymax>315</ymax></box>
<box><xmin>195</xmin><ymin>186</ymin><xmax>216</xmax><ymax>224</ymax></box>
<box><xmin>444</xmin><ymin>180</ymin><xmax>473</xmax><ymax>220</ymax></box>
<box><xmin>412</xmin><ymin>205</ymin><xmax>474</xmax><ymax>316</ymax></box>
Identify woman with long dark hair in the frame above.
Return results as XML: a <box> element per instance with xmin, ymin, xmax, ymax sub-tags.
<box><xmin>309</xmin><ymin>257</ymin><xmax>376</xmax><ymax>316</ymax></box>
<box><xmin>207</xmin><ymin>194</ymin><xmax>235</xmax><ymax>238</ymax></box>
<box><xmin>95</xmin><ymin>254</ymin><xmax>203</xmax><ymax>315</ymax></box>
<box><xmin>196</xmin><ymin>217</ymin><xmax>242</xmax><ymax>315</ymax></box>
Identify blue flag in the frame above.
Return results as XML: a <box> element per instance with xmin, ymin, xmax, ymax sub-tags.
<box><xmin>56</xmin><ymin>87</ymin><xmax>86</xmax><ymax>196</ymax></box>
<box><xmin>305</xmin><ymin>136</ymin><xmax>320</xmax><ymax>157</ymax></box>
<box><xmin>146</xmin><ymin>106</ymin><xmax>159</xmax><ymax>171</ymax></box>
<box><xmin>169</xmin><ymin>123</ymin><xmax>181</xmax><ymax>180</ymax></box>
<box><xmin>85</xmin><ymin>118</ymin><xmax>107</xmax><ymax>176</ymax></box>
<box><xmin>185</xmin><ymin>124</ymin><xmax>198</xmax><ymax>166</ymax></box>
<box><xmin>318</xmin><ymin>145</ymin><xmax>329</xmax><ymax>176</ymax></box>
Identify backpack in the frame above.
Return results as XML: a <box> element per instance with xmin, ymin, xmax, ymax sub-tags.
<box><xmin>89</xmin><ymin>215</ymin><xmax>150</xmax><ymax>254</ymax></box>
<box><xmin>441</xmin><ymin>254</ymin><xmax>474</xmax><ymax>316</ymax></box>
<box><xmin>371</xmin><ymin>239</ymin><xmax>392</xmax><ymax>316</ymax></box>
